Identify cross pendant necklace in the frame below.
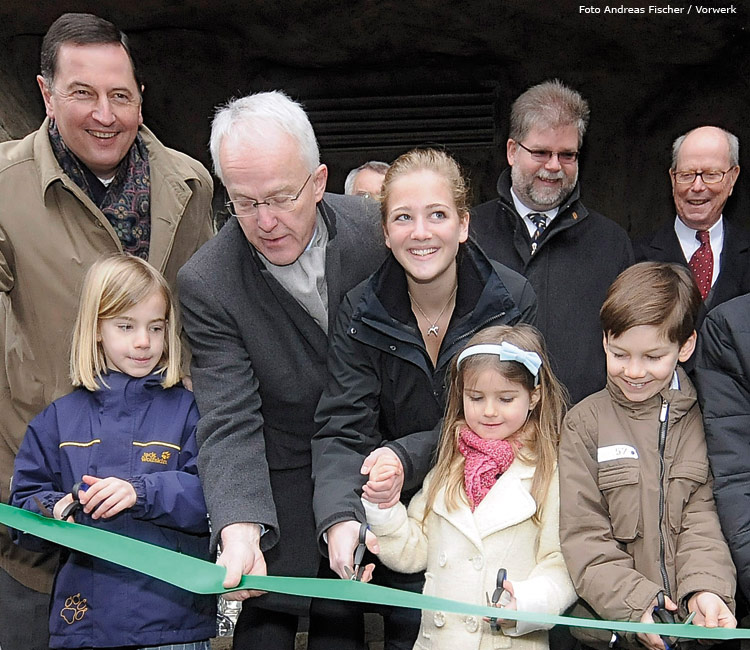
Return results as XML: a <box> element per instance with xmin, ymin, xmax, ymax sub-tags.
<box><xmin>408</xmin><ymin>285</ymin><xmax>458</xmax><ymax>337</ymax></box>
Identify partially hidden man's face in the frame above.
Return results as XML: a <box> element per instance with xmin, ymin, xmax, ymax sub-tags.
<box><xmin>38</xmin><ymin>42</ymin><xmax>143</xmax><ymax>180</ymax></box>
<box><xmin>507</xmin><ymin>124</ymin><xmax>579</xmax><ymax>211</ymax></box>
<box><xmin>220</xmin><ymin>128</ymin><xmax>328</xmax><ymax>266</ymax></box>
<box><xmin>351</xmin><ymin>168</ymin><xmax>386</xmax><ymax>199</ymax></box>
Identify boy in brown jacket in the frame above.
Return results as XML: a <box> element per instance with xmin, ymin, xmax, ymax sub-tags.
<box><xmin>559</xmin><ymin>262</ymin><xmax>736</xmax><ymax>650</ymax></box>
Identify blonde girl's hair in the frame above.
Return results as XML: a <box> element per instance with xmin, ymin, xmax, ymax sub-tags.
<box><xmin>70</xmin><ymin>253</ymin><xmax>182</xmax><ymax>391</ymax></box>
<box><xmin>423</xmin><ymin>324</ymin><xmax>568</xmax><ymax>525</ymax></box>
<box><xmin>379</xmin><ymin>148</ymin><xmax>471</xmax><ymax>227</ymax></box>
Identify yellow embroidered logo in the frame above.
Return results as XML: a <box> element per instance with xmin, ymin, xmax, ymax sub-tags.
<box><xmin>60</xmin><ymin>593</ymin><xmax>88</xmax><ymax>624</ymax></box>
<box><xmin>141</xmin><ymin>450</ymin><xmax>171</xmax><ymax>465</ymax></box>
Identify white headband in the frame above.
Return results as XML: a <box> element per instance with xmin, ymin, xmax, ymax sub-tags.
<box><xmin>456</xmin><ymin>341</ymin><xmax>543</xmax><ymax>386</ymax></box>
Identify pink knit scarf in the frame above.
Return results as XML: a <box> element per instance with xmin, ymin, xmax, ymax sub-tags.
<box><xmin>458</xmin><ymin>426</ymin><xmax>516</xmax><ymax>511</ymax></box>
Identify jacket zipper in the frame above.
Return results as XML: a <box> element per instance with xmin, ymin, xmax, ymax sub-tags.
<box><xmin>426</xmin><ymin>312</ymin><xmax>509</xmax><ymax>391</ymax></box>
<box><xmin>657</xmin><ymin>398</ymin><xmax>672</xmax><ymax>597</ymax></box>
<box><xmin>451</xmin><ymin>312</ymin><xmax>508</xmax><ymax>348</ymax></box>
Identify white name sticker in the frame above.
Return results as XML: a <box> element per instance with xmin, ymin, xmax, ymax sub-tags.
<box><xmin>597</xmin><ymin>444</ymin><xmax>639</xmax><ymax>462</ymax></box>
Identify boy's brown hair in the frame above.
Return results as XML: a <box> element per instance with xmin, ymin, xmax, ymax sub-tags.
<box><xmin>600</xmin><ymin>261</ymin><xmax>701</xmax><ymax>345</ymax></box>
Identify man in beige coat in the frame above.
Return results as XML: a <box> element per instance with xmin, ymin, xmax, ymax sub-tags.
<box><xmin>0</xmin><ymin>13</ymin><xmax>213</xmax><ymax>650</ymax></box>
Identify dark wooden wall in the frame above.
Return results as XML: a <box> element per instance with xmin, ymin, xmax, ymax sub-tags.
<box><xmin>2</xmin><ymin>1</ymin><xmax>747</xmax><ymax>236</ymax></box>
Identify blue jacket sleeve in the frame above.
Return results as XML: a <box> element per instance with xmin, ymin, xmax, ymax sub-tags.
<box><xmin>10</xmin><ymin>407</ymin><xmax>67</xmax><ymax>551</ymax></box>
<box><xmin>128</xmin><ymin>400</ymin><xmax>209</xmax><ymax>534</ymax></box>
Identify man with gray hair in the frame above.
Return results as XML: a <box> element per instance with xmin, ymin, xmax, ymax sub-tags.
<box><xmin>472</xmin><ymin>79</ymin><xmax>633</xmax><ymax>403</ymax></box>
<box><xmin>178</xmin><ymin>90</ymin><xmax>384</xmax><ymax>649</ymax></box>
<box><xmin>344</xmin><ymin>159</ymin><xmax>390</xmax><ymax>198</ymax></box>
<box><xmin>635</xmin><ymin>125</ymin><xmax>750</xmax><ymax>326</ymax></box>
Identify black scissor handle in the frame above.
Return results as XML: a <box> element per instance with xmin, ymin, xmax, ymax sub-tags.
<box><xmin>60</xmin><ymin>481</ymin><xmax>87</xmax><ymax>519</ymax></box>
<box><xmin>491</xmin><ymin>568</ymin><xmax>508</xmax><ymax>606</ymax></box>
<box><xmin>653</xmin><ymin>591</ymin><xmax>678</xmax><ymax>650</ymax></box>
<box><xmin>351</xmin><ymin>522</ymin><xmax>368</xmax><ymax>581</ymax></box>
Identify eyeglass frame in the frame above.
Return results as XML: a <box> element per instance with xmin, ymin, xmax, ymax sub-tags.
<box><xmin>225</xmin><ymin>173</ymin><xmax>313</xmax><ymax>218</ymax></box>
<box><xmin>515</xmin><ymin>141</ymin><xmax>580</xmax><ymax>164</ymax></box>
<box><xmin>670</xmin><ymin>167</ymin><xmax>737</xmax><ymax>185</ymax></box>
<box><xmin>354</xmin><ymin>190</ymin><xmax>381</xmax><ymax>200</ymax></box>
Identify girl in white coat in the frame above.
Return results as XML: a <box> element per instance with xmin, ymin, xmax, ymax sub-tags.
<box><xmin>363</xmin><ymin>324</ymin><xmax>577</xmax><ymax>650</ymax></box>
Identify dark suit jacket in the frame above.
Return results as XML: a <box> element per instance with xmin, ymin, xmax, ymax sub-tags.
<box><xmin>472</xmin><ymin>170</ymin><xmax>634</xmax><ymax>404</ymax></box>
<box><xmin>178</xmin><ymin>193</ymin><xmax>385</xmax><ymax>613</ymax></box>
<box><xmin>633</xmin><ymin>218</ymin><xmax>750</xmax><ymax>329</ymax></box>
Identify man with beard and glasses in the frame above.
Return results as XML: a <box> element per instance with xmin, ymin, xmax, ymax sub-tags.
<box><xmin>472</xmin><ymin>80</ymin><xmax>633</xmax><ymax>404</ymax></box>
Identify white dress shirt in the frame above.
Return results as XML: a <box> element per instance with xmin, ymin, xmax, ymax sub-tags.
<box><xmin>510</xmin><ymin>188</ymin><xmax>560</xmax><ymax>238</ymax></box>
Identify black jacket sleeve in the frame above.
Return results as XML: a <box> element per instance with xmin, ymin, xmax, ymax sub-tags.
<box><xmin>693</xmin><ymin>297</ymin><xmax>750</xmax><ymax>600</ymax></box>
<box><xmin>312</xmin><ymin>291</ymin><xmax>383</xmax><ymax>551</ymax></box>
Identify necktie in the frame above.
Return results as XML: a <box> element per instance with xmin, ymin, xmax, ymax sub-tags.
<box><xmin>529</xmin><ymin>213</ymin><xmax>548</xmax><ymax>240</ymax></box>
<box><xmin>528</xmin><ymin>213</ymin><xmax>548</xmax><ymax>254</ymax></box>
<box><xmin>688</xmin><ymin>230</ymin><xmax>713</xmax><ymax>300</ymax></box>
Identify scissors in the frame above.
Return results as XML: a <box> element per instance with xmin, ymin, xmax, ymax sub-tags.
<box><xmin>60</xmin><ymin>481</ymin><xmax>86</xmax><ymax>520</ymax></box>
<box><xmin>652</xmin><ymin>590</ymin><xmax>694</xmax><ymax>650</ymax></box>
<box><xmin>344</xmin><ymin>522</ymin><xmax>369</xmax><ymax>581</ymax></box>
<box><xmin>485</xmin><ymin>568</ymin><xmax>507</xmax><ymax>631</ymax></box>
<box><xmin>34</xmin><ymin>481</ymin><xmax>86</xmax><ymax>519</ymax></box>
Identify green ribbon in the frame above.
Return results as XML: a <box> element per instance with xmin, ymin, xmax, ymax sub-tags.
<box><xmin>1</xmin><ymin>502</ymin><xmax>747</xmax><ymax>640</ymax></box>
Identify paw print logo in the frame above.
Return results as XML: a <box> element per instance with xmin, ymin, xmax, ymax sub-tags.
<box><xmin>60</xmin><ymin>593</ymin><xmax>88</xmax><ymax>624</ymax></box>
<box><xmin>161</xmin><ymin>451</ymin><xmax>171</xmax><ymax>461</ymax></box>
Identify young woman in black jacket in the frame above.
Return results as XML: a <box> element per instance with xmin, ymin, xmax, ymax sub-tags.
<box><xmin>311</xmin><ymin>149</ymin><xmax>537</xmax><ymax>649</ymax></box>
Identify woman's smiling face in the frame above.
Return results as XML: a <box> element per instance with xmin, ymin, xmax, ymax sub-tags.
<box><xmin>382</xmin><ymin>169</ymin><xmax>469</xmax><ymax>285</ymax></box>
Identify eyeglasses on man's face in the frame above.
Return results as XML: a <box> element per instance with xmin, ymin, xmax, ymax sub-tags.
<box><xmin>226</xmin><ymin>173</ymin><xmax>312</xmax><ymax>218</ymax></box>
<box><xmin>355</xmin><ymin>191</ymin><xmax>381</xmax><ymax>200</ymax></box>
<box><xmin>516</xmin><ymin>141</ymin><xmax>579</xmax><ymax>164</ymax></box>
<box><xmin>671</xmin><ymin>167</ymin><xmax>736</xmax><ymax>185</ymax></box>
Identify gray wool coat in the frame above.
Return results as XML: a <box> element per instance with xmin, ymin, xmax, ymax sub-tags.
<box><xmin>178</xmin><ymin>193</ymin><xmax>385</xmax><ymax>613</ymax></box>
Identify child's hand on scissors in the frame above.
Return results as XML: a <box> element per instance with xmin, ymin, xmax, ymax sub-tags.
<box><xmin>638</xmin><ymin>594</ymin><xmax>678</xmax><ymax>650</ymax></box>
<box><xmin>52</xmin><ymin>494</ymin><xmax>76</xmax><ymax>522</ymax></box>
<box><xmin>483</xmin><ymin>569</ymin><xmax>517</xmax><ymax>631</ymax></box>
<box><xmin>488</xmin><ymin>579</ymin><xmax>517</xmax><ymax>630</ymax></box>
<box><xmin>78</xmin><ymin>474</ymin><xmax>136</xmax><ymax>519</ymax></box>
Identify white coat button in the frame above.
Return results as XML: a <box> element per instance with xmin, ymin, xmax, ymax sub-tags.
<box><xmin>438</xmin><ymin>551</ymin><xmax>447</xmax><ymax>567</ymax></box>
<box><xmin>465</xmin><ymin>616</ymin><xmax>479</xmax><ymax>632</ymax></box>
<box><xmin>433</xmin><ymin>611</ymin><xmax>446</xmax><ymax>627</ymax></box>
<box><xmin>472</xmin><ymin>555</ymin><xmax>484</xmax><ymax>570</ymax></box>
<box><xmin>389</xmin><ymin>345</ymin><xmax>396</xmax><ymax>351</ymax></box>
<box><xmin>350</xmin><ymin>327</ymin><xmax>357</xmax><ymax>334</ymax></box>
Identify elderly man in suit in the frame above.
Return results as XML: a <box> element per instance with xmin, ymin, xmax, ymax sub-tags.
<box><xmin>634</xmin><ymin>126</ymin><xmax>750</xmax><ymax>327</ymax></box>
<box><xmin>178</xmin><ymin>91</ymin><xmax>384</xmax><ymax>650</ymax></box>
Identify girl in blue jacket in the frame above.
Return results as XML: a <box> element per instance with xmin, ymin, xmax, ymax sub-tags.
<box><xmin>11</xmin><ymin>253</ymin><xmax>215</xmax><ymax>650</ymax></box>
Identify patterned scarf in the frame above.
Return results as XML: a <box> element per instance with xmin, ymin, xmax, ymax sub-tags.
<box><xmin>48</xmin><ymin>120</ymin><xmax>151</xmax><ymax>259</ymax></box>
<box><xmin>458</xmin><ymin>426</ymin><xmax>517</xmax><ymax>511</ymax></box>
